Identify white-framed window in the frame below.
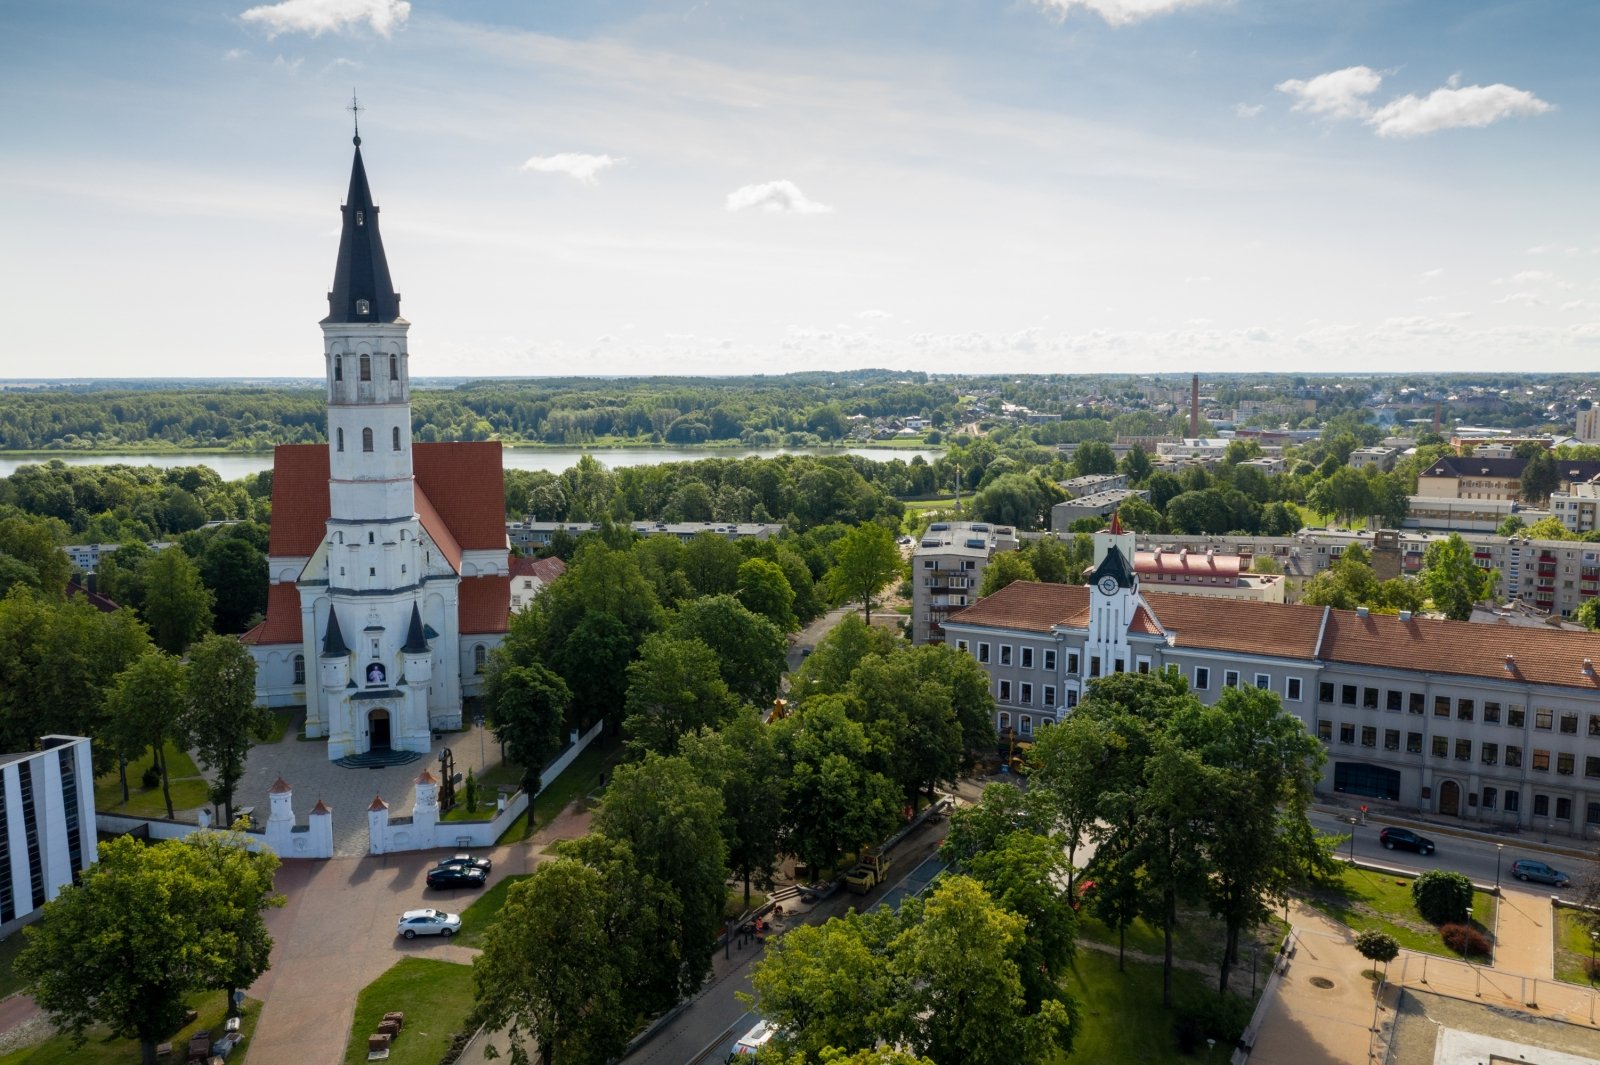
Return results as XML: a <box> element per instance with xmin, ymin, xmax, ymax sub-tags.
<box><xmin>1254</xmin><ymin>673</ymin><xmax>1270</xmax><ymax>690</ymax></box>
<box><xmin>392</xmin><ymin>426</ymin><xmax>401</xmax><ymax>451</ymax></box>
<box><xmin>924</xmin><ymin>560</ymin><xmax>935</xmax><ymax>568</ymax></box>
<box><xmin>1067</xmin><ymin>689</ymin><xmax>1079</xmax><ymax>708</ymax></box>
<box><xmin>1044</xmin><ymin>649</ymin><xmax>1057</xmax><ymax>671</ymax></box>
<box><xmin>1286</xmin><ymin>677</ymin><xmax>1303</xmax><ymax>701</ymax></box>
<box><xmin>1020</xmin><ymin>716</ymin><xmax>1033</xmax><ymax>736</ymax></box>
<box><xmin>359</xmin><ymin>352</ymin><xmax>372</xmax><ymax>379</ymax></box>
<box><xmin>956</xmin><ymin>639</ymin><xmax>968</xmax><ymax>652</ymax></box>
<box><xmin>999</xmin><ymin>680</ymin><xmax>1012</xmax><ymax>701</ymax></box>
<box><xmin>1021</xmin><ymin>683</ymin><xmax>1033</xmax><ymax>705</ymax></box>
<box><xmin>1021</xmin><ymin>647</ymin><xmax>1034</xmax><ymax>669</ymax></box>
<box><xmin>978</xmin><ymin>643</ymin><xmax>991</xmax><ymax>664</ymax></box>
<box><xmin>1000</xmin><ymin>645</ymin><xmax>1013</xmax><ymax>667</ymax></box>
<box><xmin>1068</xmin><ymin>652</ymin><xmax>1080</xmax><ymax>675</ymax></box>
<box><xmin>293</xmin><ymin>654</ymin><xmax>305</xmax><ymax>686</ymax></box>
<box><xmin>1224</xmin><ymin>670</ymin><xmax>1240</xmax><ymax>688</ymax></box>
<box><xmin>474</xmin><ymin>644</ymin><xmax>488</xmax><ymax>674</ymax></box>
<box><xmin>1044</xmin><ymin>686</ymin><xmax>1056</xmax><ymax>707</ymax></box>
<box><xmin>998</xmin><ymin>711</ymin><xmax>1011</xmax><ymax>732</ymax></box>
<box><xmin>1137</xmin><ymin>656</ymin><xmax>1151</xmax><ymax>674</ymax></box>
<box><xmin>1194</xmin><ymin>666</ymin><xmax>1210</xmax><ymax>691</ymax></box>
<box><xmin>362</xmin><ymin>427</ymin><xmax>374</xmax><ymax>452</ymax></box>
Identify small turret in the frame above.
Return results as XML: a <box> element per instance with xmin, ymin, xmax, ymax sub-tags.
<box><xmin>320</xmin><ymin>605</ymin><xmax>351</xmax><ymax>691</ymax></box>
<box><xmin>401</xmin><ymin>603</ymin><xmax>432</xmax><ymax>685</ymax></box>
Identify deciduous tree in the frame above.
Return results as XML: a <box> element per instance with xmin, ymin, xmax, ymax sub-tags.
<box><xmin>485</xmin><ymin>662</ymin><xmax>570</xmax><ymax>802</ymax></box>
<box><xmin>670</xmin><ymin>594</ymin><xmax>787</xmax><ymax>704</ymax></box>
<box><xmin>138</xmin><ymin>547</ymin><xmax>213</xmax><ymax>654</ymax></box>
<box><xmin>104</xmin><ymin>650</ymin><xmax>187</xmax><ymax>819</ymax></box>
<box><xmin>827</xmin><ymin>523</ymin><xmax>902</xmax><ymax>623</ymax></box>
<box><xmin>1419</xmin><ymin>533</ymin><xmax>1494</xmax><ymax>620</ymax></box>
<box><xmin>622</xmin><ymin>634</ymin><xmax>740</xmax><ymax>756</ymax></box>
<box><xmin>184</xmin><ymin>634</ymin><xmax>269</xmax><ymax>825</ymax></box>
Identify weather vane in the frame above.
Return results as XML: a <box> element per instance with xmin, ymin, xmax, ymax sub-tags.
<box><xmin>347</xmin><ymin>92</ymin><xmax>364</xmax><ymax>147</ymax></box>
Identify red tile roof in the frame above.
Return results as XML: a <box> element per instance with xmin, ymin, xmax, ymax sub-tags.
<box><xmin>510</xmin><ymin>555</ymin><xmax>566</xmax><ymax>582</ymax></box>
<box><xmin>1142</xmin><ymin>591</ymin><xmax>1325</xmax><ymax>660</ymax></box>
<box><xmin>414</xmin><ymin>484</ymin><xmax>462</xmax><ymax>572</ymax></box>
<box><xmin>459</xmin><ymin>575</ymin><xmax>511</xmax><ymax>635</ymax></box>
<box><xmin>310</xmin><ymin>800</ymin><xmax>332</xmax><ymax>815</ymax></box>
<box><xmin>269</xmin><ymin>776</ymin><xmax>292</xmax><ymax>794</ymax></box>
<box><xmin>267</xmin><ymin>445</ymin><xmax>332</xmax><ymax>557</ymax></box>
<box><xmin>1319</xmin><ymin>608</ymin><xmax>1600</xmax><ymax>690</ymax></box>
<box><xmin>1136</xmin><ymin>550</ymin><xmax>1241</xmax><ymax>578</ymax></box>
<box><xmin>242</xmin><ymin>584</ymin><xmax>304</xmax><ymax>646</ymax></box>
<box><xmin>412</xmin><ymin>442</ymin><xmax>508</xmax><ymax>552</ymax></box>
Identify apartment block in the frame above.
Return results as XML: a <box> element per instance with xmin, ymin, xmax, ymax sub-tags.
<box><xmin>911</xmin><ymin>521</ymin><xmax>1018</xmax><ymax>645</ymax></box>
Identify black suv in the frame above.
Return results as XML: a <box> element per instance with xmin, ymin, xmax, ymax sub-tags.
<box><xmin>1378</xmin><ymin>826</ymin><xmax>1435</xmax><ymax>855</ymax></box>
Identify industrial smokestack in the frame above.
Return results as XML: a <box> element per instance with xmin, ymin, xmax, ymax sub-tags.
<box><xmin>1189</xmin><ymin>374</ymin><xmax>1200</xmax><ymax>439</ymax></box>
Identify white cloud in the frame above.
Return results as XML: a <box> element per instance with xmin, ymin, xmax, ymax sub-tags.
<box><xmin>1369</xmin><ymin>83</ymin><xmax>1553</xmax><ymax>138</ymax></box>
<box><xmin>1494</xmin><ymin>292</ymin><xmax>1546</xmax><ymax>307</ymax></box>
<box><xmin>1562</xmin><ymin>300</ymin><xmax>1600</xmax><ymax>312</ymax></box>
<box><xmin>724</xmin><ymin>180</ymin><xmax>833</xmax><ymax>214</ymax></box>
<box><xmin>1420</xmin><ymin>268</ymin><xmax>1444</xmax><ymax>280</ymax></box>
<box><xmin>223</xmin><ymin>48</ymin><xmax>249</xmax><ymax>60</ymax></box>
<box><xmin>856</xmin><ymin>309</ymin><xmax>893</xmax><ymax>320</ymax></box>
<box><xmin>1234</xmin><ymin>103</ymin><xmax>1264</xmax><ymax>119</ymax></box>
<box><xmin>1029</xmin><ymin>0</ymin><xmax>1226</xmax><ymax>28</ymax></box>
<box><xmin>1511</xmin><ymin>269</ymin><xmax>1556</xmax><ymax>284</ymax></box>
<box><xmin>520</xmin><ymin>153</ymin><xmax>625</xmax><ymax>185</ymax></box>
<box><xmin>240</xmin><ymin>0</ymin><xmax>409</xmax><ymax>38</ymax></box>
<box><xmin>1275</xmin><ymin>66</ymin><xmax>1382</xmax><ymax>120</ymax></box>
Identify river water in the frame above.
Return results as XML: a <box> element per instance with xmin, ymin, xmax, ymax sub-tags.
<box><xmin>0</xmin><ymin>446</ymin><xmax>941</xmax><ymax>481</ymax></box>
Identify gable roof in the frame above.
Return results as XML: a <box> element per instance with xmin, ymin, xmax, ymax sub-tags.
<box><xmin>459</xmin><ymin>576</ymin><xmax>511</xmax><ymax>635</ymax></box>
<box><xmin>944</xmin><ymin>580</ymin><xmax>1600</xmax><ymax>692</ymax></box>
<box><xmin>1422</xmin><ymin>455</ymin><xmax>1525</xmax><ymax>480</ymax></box>
<box><xmin>240</xmin><ymin>583</ymin><xmax>305</xmax><ymax>646</ymax></box>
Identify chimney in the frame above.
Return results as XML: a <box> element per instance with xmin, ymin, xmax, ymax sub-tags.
<box><xmin>1189</xmin><ymin>374</ymin><xmax>1200</xmax><ymax>439</ymax></box>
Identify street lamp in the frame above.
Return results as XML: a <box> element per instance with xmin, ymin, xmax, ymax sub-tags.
<box><xmin>1495</xmin><ymin>843</ymin><xmax>1504</xmax><ymax>893</ymax></box>
<box><xmin>1349</xmin><ymin>827</ymin><xmax>1357</xmax><ymax>863</ymax></box>
<box><xmin>1590</xmin><ymin>931</ymin><xmax>1597</xmax><ymax>986</ymax></box>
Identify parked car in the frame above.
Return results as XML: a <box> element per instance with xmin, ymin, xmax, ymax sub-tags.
<box><xmin>426</xmin><ymin>866</ymin><xmax>488</xmax><ymax>890</ymax></box>
<box><xmin>1511</xmin><ymin>859</ymin><xmax>1570</xmax><ymax>887</ymax></box>
<box><xmin>434</xmin><ymin>853</ymin><xmax>492</xmax><ymax>874</ymax></box>
<box><xmin>1378</xmin><ymin>827</ymin><xmax>1436</xmax><ymax>855</ymax></box>
<box><xmin>397</xmin><ymin>909</ymin><xmax>462</xmax><ymax>939</ymax></box>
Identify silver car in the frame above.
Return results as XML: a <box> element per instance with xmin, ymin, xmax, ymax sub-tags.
<box><xmin>397</xmin><ymin>908</ymin><xmax>462</xmax><ymax>939</ymax></box>
<box><xmin>1510</xmin><ymin>859</ymin><xmax>1570</xmax><ymax>887</ymax></box>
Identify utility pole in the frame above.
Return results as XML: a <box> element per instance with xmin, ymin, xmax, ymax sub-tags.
<box><xmin>954</xmin><ymin>463</ymin><xmax>962</xmax><ymax>515</ymax></box>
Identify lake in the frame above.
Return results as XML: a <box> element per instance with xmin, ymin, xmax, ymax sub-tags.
<box><xmin>0</xmin><ymin>446</ymin><xmax>942</xmax><ymax>481</ymax></box>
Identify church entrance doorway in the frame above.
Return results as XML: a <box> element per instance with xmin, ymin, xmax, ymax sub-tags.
<box><xmin>1438</xmin><ymin>779</ymin><xmax>1461</xmax><ymax>817</ymax></box>
<box><xmin>369</xmin><ymin>709</ymin><xmax>391</xmax><ymax>751</ymax></box>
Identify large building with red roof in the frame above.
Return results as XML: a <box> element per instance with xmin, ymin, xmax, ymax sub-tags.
<box><xmin>945</xmin><ymin>523</ymin><xmax>1600</xmax><ymax>835</ymax></box>
<box><xmin>242</xmin><ymin>135</ymin><xmax>509</xmax><ymax>760</ymax></box>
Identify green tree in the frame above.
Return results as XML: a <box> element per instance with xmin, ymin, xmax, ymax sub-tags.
<box><xmin>978</xmin><ymin>552</ymin><xmax>1037</xmax><ymax>597</ymax></box>
<box><xmin>623</xmin><ymin>634</ymin><xmax>740</xmax><ymax>756</ymax></box>
<box><xmin>670</xmin><ymin>594</ymin><xmax>787</xmax><ymax>704</ymax></box>
<box><xmin>1419</xmin><ymin>533</ymin><xmax>1494</xmax><ymax>620</ymax></box>
<box><xmin>1019</xmin><ymin>535</ymin><xmax>1073</xmax><ymax>584</ymax></box>
<box><xmin>969</xmin><ymin>473</ymin><xmax>1063</xmax><ymax>530</ymax></box>
<box><xmin>906</xmin><ymin>642</ymin><xmax>996</xmax><ymax>763</ymax></box>
<box><xmin>1525</xmin><ymin>515</ymin><xmax>1575</xmax><ymax>541</ymax></box>
<box><xmin>183</xmin><ymin>828</ymin><xmax>284</xmax><ymax>1013</ymax></box>
<box><xmin>0</xmin><ymin>515</ymin><xmax>69</xmax><ymax>597</ymax></box>
<box><xmin>1411</xmin><ymin>870</ymin><xmax>1473</xmax><ymax>925</ymax></box>
<box><xmin>737</xmin><ymin>557</ymin><xmax>799</xmax><ymax>632</ymax></box>
<box><xmin>17</xmin><ymin>833</ymin><xmax>279</xmax><ymax>1065</ymax></box>
<box><xmin>1355</xmin><ymin>929</ymin><xmax>1400</xmax><ymax>979</ymax></box>
<box><xmin>137</xmin><ymin>548</ymin><xmax>213</xmax><ymax>654</ymax></box>
<box><xmin>775</xmin><ymin>697</ymin><xmax>902</xmax><ymax>875</ymax></box>
<box><xmin>827</xmin><ymin>523</ymin><xmax>902</xmax><ymax>623</ymax></box>
<box><xmin>748</xmin><ymin>909</ymin><xmax>902</xmax><ymax>1059</ymax></box>
<box><xmin>198</xmin><ymin>536</ymin><xmax>267</xmax><ymax>634</ymax></box>
<box><xmin>849</xmin><ymin>653</ymin><xmax>963</xmax><ymax>809</ymax></box>
<box><xmin>485</xmin><ymin>662</ymin><xmax>571</xmax><ymax>803</ymax></box>
<box><xmin>681</xmin><ymin>706</ymin><xmax>785</xmax><ymax>907</ymax></box>
<box><xmin>1521</xmin><ymin>449</ymin><xmax>1560</xmax><ymax>506</ymax></box>
<box><xmin>1119</xmin><ymin>445</ymin><xmax>1152</xmax><ymax>485</ymax></box>
<box><xmin>1114</xmin><ymin>496</ymin><xmax>1163</xmax><ymax>533</ymax></box>
<box><xmin>963</xmin><ymin>831</ymin><xmax>1079</xmax><ymax>1011</ymax></box>
<box><xmin>184</xmin><ymin>634</ymin><xmax>269</xmax><ymax>825</ymax></box>
<box><xmin>1577</xmin><ymin>597</ymin><xmax>1600</xmax><ymax>632</ymax></box>
<box><xmin>104</xmin><ymin>650</ymin><xmax>188</xmax><ymax>819</ymax></box>
<box><xmin>681</xmin><ymin>532</ymin><xmax>744</xmax><ymax>597</ymax></box>
<box><xmin>792</xmin><ymin>613</ymin><xmax>903</xmax><ymax>701</ymax></box>
<box><xmin>1497</xmin><ymin>515</ymin><xmax>1526</xmax><ymax>537</ymax></box>
<box><xmin>593</xmin><ymin>754</ymin><xmax>728</xmax><ymax>1003</ymax></box>
<box><xmin>473</xmin><ymin>858</ymin><xmax>632</xmax><ymax>1065</ymax></box>
<box><xmin>1072</xmin><ymin>441</ymin><xmax>1116</xmax><ymax>476</ymax></box>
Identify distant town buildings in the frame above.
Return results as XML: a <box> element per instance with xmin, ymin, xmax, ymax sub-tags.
<box><xmin>1051</xmin><ymin>489</ymin><xmax>1149</xmax><ymax>532</ymax></box>
<box><xmin>507</xmin><ymin>519</ymin><xmax>783</xmax><ymax>554</ymax></box>
<box><xmin>508</xmin><ymin>555</ymin><xmax>566</xmax><ymax>614</ymax></box>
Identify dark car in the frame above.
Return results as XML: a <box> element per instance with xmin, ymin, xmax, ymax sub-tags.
<box><xmin>426</xmin><ymin>866</ymin><xmax>488</xmax><ymax>890</ymax></box>
<box><xmin>1378</xmin><ymin>827</ymin><xmax>1435</xmax><ymax>855</ymax></box>
<box><xmin>434</xmin><ymin>853</ymin><xmax>492</xmax><ymax>874</ymax></box>
<box><xmin>1511</xmin><ymin>859</ymin><xmax>1570</xmax><ymax>887</ymax></box>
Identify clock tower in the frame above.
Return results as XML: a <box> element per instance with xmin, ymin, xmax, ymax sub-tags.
<box><xmin>1085</xmin><ymin>513</ymin><xmax>1141</xmax><ymax>676</ymax></box>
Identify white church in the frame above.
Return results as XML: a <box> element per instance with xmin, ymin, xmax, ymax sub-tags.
<box><xmin>244</xmin><ymin>134</ymin><xmax>511</xmax><ymax>760</ymax></box>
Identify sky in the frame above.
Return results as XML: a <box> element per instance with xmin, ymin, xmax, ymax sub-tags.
<box><xmin>2</xmin><ymin>0</ymin><xmax>1598</xmax><ymax>379</ymax></box>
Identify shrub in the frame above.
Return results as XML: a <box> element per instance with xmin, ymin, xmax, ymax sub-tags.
<box><xmin>1354</xmin><ymin>929</ymin><xmax>1400</xmax><ymax>967</ymax></box>
<box><xmin>1172</xmin><ymin>991</ymin><xmax>1253</xmax><ymax>1052</ymax></box>
<box><xmin>1411</xmin><ymin>870</ymin><xmax>1473</xmax><ymax>925</ymax></box>
<box><xmin>1440</xmin><ymin>923</ymin><xmax>1491</xmax><ymax>958</ymax></box>
<box><xmin>465</xmin><ymin>768</ymin><xmax>478</xmax><ymax>814</ymax></box>
<box><xmin>140</xmin><ymin>765</ymin><xmax>161</xmax><ymax>790</ymax></box>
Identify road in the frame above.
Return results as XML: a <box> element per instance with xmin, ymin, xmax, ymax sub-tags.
<box><xmin>1307</xmin><ymin>810</ymin><xmax>1583</xmax><ymax>888</ymax></box>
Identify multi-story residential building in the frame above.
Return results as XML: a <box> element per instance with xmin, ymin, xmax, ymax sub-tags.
<box><xmin>1239</xmin><ymin>456</ymin><xmax>1285</xmax><ymax>477</ymax></box>
<box><xmin>0</xmin><ymin>737</ymin><xmax>95</xmax><ymax>935</ymax></box>
<box><xmin>507</xmin><ymin>519</ymin><xmax>783</xmax><ymax>553</ymax></box>
<box><xmin>1058</xmin><ymin>473</ymin><xmax>1127</xmax><ymax>498</ymax></box>
<box><xmin>1577</xmin><ymin>399</ymin><xmax>1600</xmax><ymax>444</ymax></box>
<box><xmin>1550</xmin><ymin>479</ymin><xmax>1600</xmax><ymax>537</ymax></box>
<box><xmin>1051</xmin><ymin>489</ymin><xmax>1149</xmax><ymax>532</ymax></box>
<box><xmin>911</xmin><ymin>521</ymin><xmax>1017</xmax><ymax>645</ymax></box>
<box><xmin>64</xmin><ymin>541</ymin><xmax>173</xmax><ymax>573</ymax></box>
<box><xmin>508</xmin><ymin>555</ymin><xmax>566</xmax><ymax>614</ymax></box>
<box><xmin>944</xmin><ymin>526</ymin><xmax>1600</xmax><ymax>835</ymax></box>
<box><xmin>1418</xmin><ymin>455</ymin><xmax>1600</xmax><ymax>502</ymax></box>
<box><xmin>1349</xmin><ymin>446</ymin><xmax>1400</xmax><ymax>471</ymax></box>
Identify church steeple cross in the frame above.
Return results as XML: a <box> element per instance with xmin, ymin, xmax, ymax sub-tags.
<box><xmin>347</xmin><ymin>92</ymin><xmax>364</xmax><ymax>147</ymax></box>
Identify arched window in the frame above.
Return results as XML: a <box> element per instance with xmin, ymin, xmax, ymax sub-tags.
<box><xmin>362</xmin><ymin>428</ymin><xmax>374</xmax><ymax>452</ymax></box>
<box><xmin>336</xmin><ymin>427</ymin><xmax>344</xmax><ymax>452</ymax></box>
<box><xmin>474</xmin><ymin>645</ymin><xmax>488</xmax><ymax>674</ymax></box>
<box><xmin>389</xmin><ymin>354</ymin><xmax>398</xmax><ymax>381</ymax></box>
<box><xmin>293</xmin><ymin>654</ymin><xmax>305</xmax><ymax>686</ymax></box>
<box><xmin>392</xmin><ymin>426</ymin><xmax>401</xmax><ymax>451</ymax></box>
<box><xmin>356</xmin><ymin>298</ymin><xmax>370</xmax><ymax>315</ymax></box>
<box><xmin>334</xmin><ymin>354</ymin><xmax>343</xmax><ymax>381</ymax></box>
<box><xmin>359</xmin><ymin>353</ymin><xmax>371</xmax><ymax>381</ymax></box>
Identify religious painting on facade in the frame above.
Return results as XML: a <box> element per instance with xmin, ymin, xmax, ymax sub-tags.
<box><xmin>366</xmin><ymin>662</ymin><xmax>387</xmax><ymax>685</ymax></box>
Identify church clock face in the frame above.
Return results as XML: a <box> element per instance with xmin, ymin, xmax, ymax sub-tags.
<box><xmin>1098</xmin><ymin>575</ymin><xmax>1120</xmax><ymax>596</ymax></box>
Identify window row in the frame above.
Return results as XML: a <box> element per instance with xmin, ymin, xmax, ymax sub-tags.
<box><xmin>333</xmin><ymin>352</ymin><xmax>402</xmax><ymax>382</ymax></box>
<box><xmin>1320</xmin><ymin>722</ymin><xmax>1600</xmax><ymax>777</ymax></box>
<box><xmin>1318</xmin><ymin>685</ymin><xmax>1591</xmax><ymax>736</ymax></box>
<box><xmin>1192</xmin><ymin>666</ymin><xmax>1302</xmax><ymax>702</ymax></box>
<box><xmin>997</xmin><ymin>711</ymin><xmax>1057</xmax><ymax>737</ymax></box>
<box><xmin>335</xmin><ymin>426</ymin><xmax>404</xmax><ymax>453</ymax></box>
<box><xmin>994</xmin><ymin>679</ymin><xmax>1065</xmax><ymax>709</ymax></box>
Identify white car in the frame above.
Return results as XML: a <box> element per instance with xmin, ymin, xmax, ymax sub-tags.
<box><xmin>397</xmin><ymin>908</ymin><xmax>462</xmax><ymax>939</ymax></box>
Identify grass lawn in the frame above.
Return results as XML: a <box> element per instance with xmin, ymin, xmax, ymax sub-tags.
<box><xmin>1553</xmin><ymin>904</ymin><xmax>1600</xmax><ymax>986</ymax></box>
<box><xmin>1076</xmin><ymin>907</ymin><xmax>1285</xmax><ymax>988</ymax></box>
<box><xmin>455</xmin><ymin>875</ymin><xmax>531</xmax><ymax>949</ymax></box>
<box><xmin>488</xmin><ymin>734</ymin><xmax>623</xmax><ymax>845</ymax></box>
<box><xmin>0</xmin><ymin>991</ymin><xmax>258</xmax><ymax>1065</ymax></box>
<box><xmin>1306</xmin><ymin>866</ymin><xmax>1496</xmax><ymax>961</ymax></box>
<box><xmin>92</xmin><ymin>741</ymin><xmax>209</xmax><ymax>818</ymax></box>
<box><xmin>726</xmin><ymin>886</ymin><xmax>769</xmax><ymax>919</ymax></box>
<box><xmin>260</xmin><ymin>709</ymin><xmax>295</xmax><ymax>744</ymax></box>
<box><xmin>1063</xmin><ymin>950</ymin><xmax>1250</xmax><ymax>1064</ymax></box>
<box><xmin>342</xmin><ymin>958</ymin><xmax>475</xmax><ymax>1065</ymax></box>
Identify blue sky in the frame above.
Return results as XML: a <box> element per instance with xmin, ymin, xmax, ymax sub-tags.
<box><xmin>2</xmin><ymin>0</ymin><xmax>1596</xmax><ymax>378</ymax></box>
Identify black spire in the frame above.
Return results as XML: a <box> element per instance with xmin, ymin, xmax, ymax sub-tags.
<box><xmin>401</xmin><ymin>603</ymin><xmax>429</xmax><ymax>655</ymax></box>
<box><xmin>322</xmin><ymin>605</ymin><xmax>351</xmax><ymax>657</ymax></box>
<box><xmin>1089</xmin><ymin>543</ymin><xmax>1136</xmax><ymax>590</ymax></box>
<box><xmin>324</xmin><ymin>136</ymin><xmax>401</xmax><ymax>324</ymax></box>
